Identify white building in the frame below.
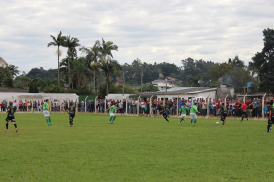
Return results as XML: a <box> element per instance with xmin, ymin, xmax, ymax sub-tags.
<box><xmin>152</xmin><ymin>79</ymin><xmax>175</xmax><ymax>91</ymax></box>
<box><xmin>0</xmin><ymin>57</ymin><xmax>7</xmax><ymax>68</ymax></box>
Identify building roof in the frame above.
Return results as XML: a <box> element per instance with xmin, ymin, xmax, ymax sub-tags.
<box><xmin>129</xmin><ymin>87</ymin><xmax>217</xmax><ymax>98</ymax></box>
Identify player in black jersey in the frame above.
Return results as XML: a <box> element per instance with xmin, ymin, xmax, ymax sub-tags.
<box><xmin>267</xmin><ymin>104</ymin><xmax>274</xmax><ymax>133</ymax></box>
<box><xmin>66</xmin><ymin>102</ymin><xmax>78</xmax><ymax>127</ymax></box>
<box><xmin>217</xmin><ymin>103</ymin><xmax>228</xmax><ymax>125</ymax></box>
<box><xmin>5</xmin><ymin>101</ymin><xmax>18</xmax><ymax>132</ymax></box>
<box><xmin>158</xmin><ymin>102</ymin><xmax>169</xmax><ymax>122</ymax></box>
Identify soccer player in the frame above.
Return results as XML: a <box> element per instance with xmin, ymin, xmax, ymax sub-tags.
<box><xmin>158</xmin><ymin>103</ymin><xmax>169</xmax><ymax>122</ymax></box>
<box><xmin>179</xmin><ymin>103</ymin><xmax>189</xmax><ymax>123</ymax></box>
<box><xmin>5</xmin><ymin>101</ymin><xmax>18</xmax><ymax>132</ymax></box>
<box><xmin>106</xmin><ymin>102</ymin><xmax>120</xmax><ymax>124</ymax></box>
<box><xmin>240</xmin><ymin>101</ymin><xmax>248</xmax><ymax>122</ymax></box>
<box><xmin>66</xmin><ymin>102</ymin><xmax>78</xmax><ymax>127</ymax></box>
<box><xmin>267</xmin><ymin>103</ymin><xmax>274</xmax><ymax>133</ymax></box>
<box><xmin>42</xmin><ymin>99</ymin><xmax>52</xmax><ymax>126</ymax></box>
<box><xmin>190</xmin><ymin>102</ymin><xmax>199</xmax><ymax>126</ymax></box>
<box><xmin>217</xmin><ymin>103</ymin><xmax>228</xmax><ymax>125</ymax></box>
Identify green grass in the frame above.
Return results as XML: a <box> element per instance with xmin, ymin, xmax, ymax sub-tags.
<box><xmin>0</xmin><ymin>113</ymin><xmax>272</xmax><ymax>182</ymax></box>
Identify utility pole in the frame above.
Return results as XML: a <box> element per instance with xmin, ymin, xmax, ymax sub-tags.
<box><xmin>137</xmin><ymin>58</ymin><xmax>143</xmax><ymax>93</ymax></box>
<box><xmin>141</xmin><ymin>68</ymin><xmax>143</xmax><ymax>92</ymax></box>
<box><xmin>123</xmin><ymin>71</ymin><xmax>128</xmax><ymax>96</ymax></box>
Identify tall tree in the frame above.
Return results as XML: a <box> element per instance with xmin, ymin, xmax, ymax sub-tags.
<box><xmin>7</xmin><ymin>64</ymin><xmax>19</xmax><ymax>78</ymax></box>
<box><xmin>68</xmin><ymin>57</ymin><xmax>90</xmax><ymax>88</ymax></box>
<box><xmin>47</xmin><ymin>31</ymin><xmax>66</xmax><ymax>86</ymax></box>
<box><xmin>63</xmin><ymin>35</ymin><xmax>81</xmax><ymax>89</ymax></box>
<box><xmin>100</xmin><ymin>57</ymin><xmax>122</xmax><ymax>95</ymax></box>
<box><xmin>99</xmin><ymin>38</ymin><xmax>118</xmax><ymax>62</ymax></box>
<box><xmin>252</xmin><ymin>28</ymin><xmax>274</xmax><ymax>93</ymax></box>
<box><xmin>80</xmin><ymin>40</ymin><xmax>101</xmax><ymax>95</ymax></box>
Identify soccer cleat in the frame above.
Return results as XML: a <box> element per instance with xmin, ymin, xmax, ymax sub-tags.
<box><xmin>70</xmin><ymin>125</ymin><xmax>72</xmax><ymax>127</ymax></box>
<box><xmin>178</xmin><ymin>122</ymin><xmax>181</xmax><ymax>124</ymax></box>
<box><xmin>5</xmin><ymin>129</ymin><xmax>8</xmax><ymax>131</ymax></box>
<box><xmin>240</xmin><ymin>120</ymin><xmax>243</xmax><ymax>122</ymax></box>
<box><xmin>193</xmin><ymin>123</ymin><xmax>195</xmax><ymax>126</ymax></box>
<box><xmin>266</xmin><ymin>131</ymin><xmax>269</xmax><ymax>133</ymax></box>
<box><xmin>16</xmin><ymin>128</ymin><xmax>18</xmax><ymax>133</ymax></box>
<box><xmin>108</xmin><ymin>122</ymin><xmax>112</xmax><ymax>124</ymax></box>
<box><xmin>270</xmin><ymin>127</ymin><xmax>272</xmax><ymax>131</ymax></box>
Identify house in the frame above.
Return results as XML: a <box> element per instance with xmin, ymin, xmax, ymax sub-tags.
<box><xmin>152</xmin><ymin>79</ymin><xmax>175</xmax><ymax>91</ymax></box>
<box><xmin>0</xmin><ymin>57</ymin><xmax>7</xmax><ymax>68</ymax></box>
<box><xmin>130</xmin><ymin>87</ymin><xmax>217</xmax><ymax>102</ymax></box>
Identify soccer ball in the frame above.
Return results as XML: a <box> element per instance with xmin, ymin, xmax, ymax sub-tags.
<box><xmin>216</xmin><ymin>122</ymin><xmax>220</xmax><ymax>125</ymax></box>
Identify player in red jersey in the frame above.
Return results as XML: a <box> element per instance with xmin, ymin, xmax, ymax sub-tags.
<box><xmin>240</xmin><ymin>101</ymin><xmax>248</xmax><ymax>122</ymax></box>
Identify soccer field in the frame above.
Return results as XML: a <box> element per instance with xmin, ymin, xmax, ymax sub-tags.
<box><xmin>0</xmin><ymin>113</ymin><xmax>272</xmax><ymax>182</ymax></box>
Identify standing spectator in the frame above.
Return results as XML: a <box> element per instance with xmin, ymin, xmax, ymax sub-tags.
<box><xmin>202</xmin><ymin>100</ymin><xmax>207</xmax><ymax>116</ymax></box>
<box><xmin>257</xmin><ymin>100</ymin><xmax>262</xmax><ymax>117</ymax></box>
<box><xmin>81</xmin><ymin>100</ymin><xmax>84</xmax><ymax>112</ymax></box>
<box><xmin>123</xmin><ymin>99</ymin><xmax>126</xmax><ymax>113</ymax></box>
<box><xmin>13</xmin><ymin>100</ymin><xmax>18</xmax><ymax>111</ymax></box>
<box><xmin>252</xmin><ymin>99</ymin><xmax>257</xmax><ymax>117</ymax></box>
<box><xmin>132</xmin><ymin>99</ymin><xmax>137</xmax><ymax>114</ymax></box>
<box><xmin>235</xmin><ymin>99</ymin><xmax>240</xmax><ymax>117</ymax></box>
<box><xmin>91</xmin><ymin>100</ymin><xmax>95</xmax><ymax>112</ymax></box>
<box><xmin>3</xmin><ymin>100</ymin><xmax>7</xmax><ymax>111</ymax></box>
<box><xmin>141</xmin><ymin>99</ymin><xmax>146</xmax><ymax>114</ymax></box>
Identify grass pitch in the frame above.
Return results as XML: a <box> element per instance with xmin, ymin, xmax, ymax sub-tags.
<box><xmin>0</xmin><ymin>113</ymin><xmax>272</xmax><ymax>182</ymax></box>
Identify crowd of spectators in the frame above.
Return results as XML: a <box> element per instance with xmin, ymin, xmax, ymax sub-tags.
<box><xmin>0</xmin><ymin>97</ymin><xmax>272</xmax><ymax>118</ymax></box>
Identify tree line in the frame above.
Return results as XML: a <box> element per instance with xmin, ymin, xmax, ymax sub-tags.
<box><xmin>1</xmin><ymin>28</ymin><xmax>274</xmax><ymax>95</ymax></box>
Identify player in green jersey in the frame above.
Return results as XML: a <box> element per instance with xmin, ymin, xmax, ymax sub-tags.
<box><xmin>179</xmin><ymin>103</ymin><xmax>189</xmax><ymax>123</ymax></box>
<box><xmin>42</xmin><ymin>99</ymin><xmax>52</xmax><ymax>126</ymax></box>
<box><xmin>106</xmin><ymin>103</ymin><xmax>121</xmax><ymax>124</ymax></box>
<box><xmin>190</xmin><ymin>102</ymin><xmax>200</xmax><ymax>126</ymax></box>
<box><xmin>5</xmin><ymin>101</ymin><xmax>18</xmax><ymax>132</ymax></box>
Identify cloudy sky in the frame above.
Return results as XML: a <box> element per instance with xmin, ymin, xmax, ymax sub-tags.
<box><xmin>0</xmin><ymin>0</ymin><xmax>273</xmax><ymax>73</ymax></box>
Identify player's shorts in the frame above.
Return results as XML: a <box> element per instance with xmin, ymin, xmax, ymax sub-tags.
<box><xmin>242</xmin><ymin>111</ymin><xmax>247</xmax><ymax>115</ymax></box>
<box><xmin>69</xmin><ymin>114</ymin><xmax>75</xmax><ymax>120</ymax></box>
<box><xmin>221</xmin><ymin>115</ymin><xmax>227</xmax><ymax>121</ymax></box>
<box><xmin>180</xmin><ymin>114</ymin><xmax>186</xmax><ymax>118</ymax></box>
<box><xmin>43</xmin><ymin>111</ymin><xmax>50</xmax><ymax>118</ymax></box>
<box><xmin>162</xmin><ymin>112</ymin><xmax>167</xmax><ymax>118</ymax></box>
<box><xmin>268</xmin><ymin>120</ymin><xmax>273</xmax><ymax>124</ymax></box>
<box><xmin>190</xmin><ymin>113</ymin><xmax>197</xmax><ymax>119</ymax></box>
<box><xmin>6</xmin><ymin>116</ymin><xmax>15</xmax><ymax>122</ymax></box>
<box><xmin>109</xmin><ymin>113</ymin><xmax>115</xmax><ymax>117</ymax></box>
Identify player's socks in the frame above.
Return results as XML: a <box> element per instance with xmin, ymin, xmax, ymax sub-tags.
<box><xmin>191</xmin><ymin>119</ymin><xmax>193</xmax><ymax>123</ymax></box>
<box><xmin>49</xmin><ymin>117</ymin><xmax>52</xmax><ymax>124</ymax></box>
<box><xmin>267</xmin><ymin>125</ymin><xmax>271</xmax><ymax>132</ymax></box>
<box><xmin>183</xmin><ymin>118</ymin><xmax>185</xmax><ymax>122</ymax></box>
<box><xmin>109</xmin><ymin>117</ymin><xmax>112</xmax><ymax>122</ymax></box>
<box><xmin>6</xmin><ymin>123</ymin><xmax>8</xmax><ymax>130</ymax></box>
<box><xmin>14</xmin><ymin>124</ymin><xmax>17</xmax><ymax>128</ymax></box>
<box><xmin>223</xmin><ymin>120</ymin><xmax>226</xmax><ymax>125</ymax></box>
<box><xmin>194</xmin><ymin>119</ymin><xmax>197</xmax><ymax>124</ymax></box>
<box><xmin>46</xmin><ymin>118</ymin><xmax>49</xmax><ymax>124</ymax></box>
<box><xmin>112</xmin><ymin>116</ymin><xmax>116</xmax><ymax>122</ymax></box>
<box><xmin>179</xmin><ymin>119</ymin><xmax>183</xmax><ymax>123</ymax></box>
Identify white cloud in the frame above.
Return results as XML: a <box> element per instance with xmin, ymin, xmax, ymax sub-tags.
<box><xmin>0</xmin><ymin>0</ymin><xmax>273</xmax><ymax>73</ymax></box>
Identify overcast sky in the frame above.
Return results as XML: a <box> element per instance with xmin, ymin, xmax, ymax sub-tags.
<box><xmin>0</xmin><ymin>0</ymin><xmax>273</xmax><ymax>73</ymax></box>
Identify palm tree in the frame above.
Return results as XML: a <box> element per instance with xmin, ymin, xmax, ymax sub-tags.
<box><xmin>63</xmin><ymin>35</ymin><xmax>81</xmax><ymax>89</ymax></box>
<box><xmin>7</xmin><ymin>64</ymin><xmax>19</xmax><ymax>78</ymax></box>
<box><xmin>68</xmin><ymin>57</ymin><xmax>90</xmax><ymax>88</ymax></box>
<box><xmin>47</xmin><ymin>31</ymin><xmax>66</xmax><ymax>86</ymax></box>
<box><xmin>99</xmin><ymin>38</ymin><xmax>118</xmax><ymax>62</ymax></box>
<box><xmin>80</xmin><ymin>41</ymin><xmax>101</xmax><ymax>95</ymax></box>
<box><xmin>63</xmin><ymin>35</ymin><xmax>81</xmax><ymax>60</ymax></box>
<box><xmin>100</xmin><ymin>57</ymin><xmax>122</xmax><ymax>95</ymax></box>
